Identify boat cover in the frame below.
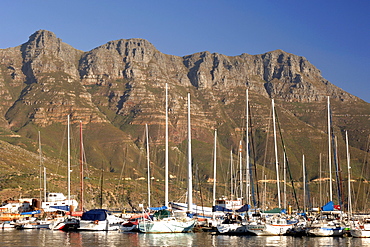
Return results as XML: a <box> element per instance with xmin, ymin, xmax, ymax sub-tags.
<box><xmin>321</xmin><ymin>201</ymin><xmax>334</xmax><ymax>211</ymax></box>
<box><xmin>149</xmin><ymin>206</ymin><xmax>168</xmax><ymax>211</ymax></box>
<box><xmin>212</xmin><ymin>205</ymin><xmax>232</xmax><ymax>212</ymax></box>
<box><xmin>81</xmin><ymin>209</ymin><xmax>107</xmax><ymax>221</ymax></box>
<box><xmin>262</xmin><ymin>208</ymin><xmax>282</xmax><ymax>214</ymax></box>
<box><xmin>235</xmin><ymin>204</ymin><xmax>250</xmax><ymax>212</ymax></box>
<box><xmin>153</xmin><ymin>209</ymin><xmax>171</xmax><ymax>219</ymax></box>
<box><xmin>20</xmin><ymin>210</ymin><xmax>41</xmax><ymax>215</ymax></box>
<box><xmin>50</xmin><ymin>205</ymin><xmax>70</xmax><ymax>211</ymax></box>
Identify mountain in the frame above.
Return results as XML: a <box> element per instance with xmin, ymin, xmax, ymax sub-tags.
<box><xmin>0</xmin><ymin>30</ymin><xmax>369</xmax><ymax>210</ymax></box>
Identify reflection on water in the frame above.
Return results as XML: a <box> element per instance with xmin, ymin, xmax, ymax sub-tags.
<box><xmin>262</xmin><ymin>236</ymin><xmax>288</xmax><ymax>246</ymax></box>
<box><xmin>140</xmin><ymin>233</ymin><xmax>194</xmax><ymax>246</ymax></box>
<box><xmin>359</xmin><ymin>238</ymin><xmax>370</xmax><ymax>246</ymax></box>
<box><xmin>1</xmin><ymin>230</ymin><xmax>370</xmax><ymax>247</ymax></box>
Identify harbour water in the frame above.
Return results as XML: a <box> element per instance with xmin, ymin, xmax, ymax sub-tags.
<box><xmin>1</xmin><ymin>230</ymin><xmax>370</xmax><ymax>247</ymax></box>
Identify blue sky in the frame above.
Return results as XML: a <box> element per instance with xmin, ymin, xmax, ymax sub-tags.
<box><xmin>1</xmin><ymin>0</ymin><xmax>369</xmax><ymax>102</ymax></box>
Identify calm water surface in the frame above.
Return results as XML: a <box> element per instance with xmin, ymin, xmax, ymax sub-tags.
<box><xmin>1</xmin><ymin>230</ymin><xmax>370</xmax><ymax>247</ymax></box>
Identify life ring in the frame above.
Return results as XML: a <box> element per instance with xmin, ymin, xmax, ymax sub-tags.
<box><xmin>94</xmin><ymin>220</ymin><xmax>99</xmax><ymax>225</ymax></box>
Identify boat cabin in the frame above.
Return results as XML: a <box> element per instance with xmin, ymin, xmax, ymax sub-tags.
<box><xmin>215</xmin><ymin>197</ymin><xmax>243</xmax><ymax>210</ymax></box>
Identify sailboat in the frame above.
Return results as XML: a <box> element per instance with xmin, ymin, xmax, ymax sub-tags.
<box><xmin>52</xmin><ymin>120</ymin><xmax>85</xmax><ymax>231</ymax></box>
<box><xmin>306</xmin><ymin>97</ymin><xmax>345</xmax><ymax>237</ymax></box>
<box><xmin>62</xmin><ymin>117</ymin><xmax>122</xmax><ymax>231</ymax></box>
<box><xmin>119</xmin><ymin>124</ymin><xmax>152</xmax><ymax>233</ymax></box>
<box><xmin>351</xmin><ymin>219</ymin><xmax>370</xmax><ymax>238</ymax></box>
<box><xmin>245</xmin><ymin>98</ymin><xmax>295</xmax><ymax>236</ymax></box>
<box><xmin>216</xmin><ymin>90</ymin><xmax>252</xmax><ymax>235</ymax></box>
<box><xmin>77</xmin><ymin>170</ymin><xmax>125</xmax><ymax>231</ymax></box>
<box><xmin>39</xmin><ymin>121</ymin><xmax>79</xmax><ymax>214</ymax></box>
<box><xmin>214</xmin><ymin>130</ymin><xmax>245</xmax><ymax>234</ymax></box>
<box><xmin>78</xmin><ymin>172</ymin><xmax>124</xmax><ymax>231</ymax></box>
<box><xmin>138</xmin><ymin>85</ymin><xmax>196</xmax><ymax>233</ymax></box>
<box><xmin>172</xmin><ymin>129</ymin><xmax>226</xmax><ymax>222</ymax></box>
<box><xmin>36</xmin><ymin>129</ymin><xmax>78</xmax><ymax>213</ymax></box>
<box><xmin>172</xmin><ymin>129</ymin><xmax>242</xmax><ymax>221</ymax></box>
<box><xmin>346</xmin><ymin>131</ymin><xmax>370</xmax><ymax>238</ymax></box>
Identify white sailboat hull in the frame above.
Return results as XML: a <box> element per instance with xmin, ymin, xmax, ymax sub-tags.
<box><xmin>217</xmin><ymin>223</ymin><xmax>247</xmax><ymax>234</ymax></box>
<box><xmin>78</xmin><ymin>220</ymin><xmax>121</xmax><ymax>231</ymax></box>
<box><xmin>119</xmin><ymin>224</ymin><xmax>138</xmax><ymax>232</ymax></box>
<box><xmin>15</xmin><ymin>220</ymin><xmax>52</xmax><ymax>229</ymax></box>
<box><xmin>307</xmin><ymin>225</ymin><xmax>344</xmax><ymax>237</ymax></box>
<box><xmin>351</xmin><ymin>224</ymin><xmax>370</xmax><ymax>238</ymax></box>
<box><xmin>246</xmin><ymin>223</ymin><xmax>293</xmax><ymax>236</ymax></box>
<box><xmin>170</xmin><ymin>202</ymin><xmax>225</xmax><ymax>218</ymax></box>
<box><xmin>138</xmin><ymin>218</ymin><xmax>196</xmax><ymax>233</ymax></box>
<box><xmin>77</xmin><ymin>210</ymin><xmax>124</xmax><ymax>231</ymax></box>
<box><xmin>351</xmin><ymin>229</ymin><xmax>370</xmax><ymax>238</ymax></box>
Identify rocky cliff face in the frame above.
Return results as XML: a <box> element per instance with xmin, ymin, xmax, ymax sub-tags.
<box><xmin>0</xmin><ymin>30</ymin><xmax>358</xmax><ymax>130</ymax></box>
<box><xmin>72</xmin><ymin>34</ymin><xmax>355</xmax><ymax>140</ymax></box>
<box><xmin>1</xmin><ymin>31</ymin><xmax>108</xmax><ymax>129</ymax></box>
<box><xmin>1</xmin><ymin>30</ymin><xmax>369</xmax><ymax>209</ymax></box>
<box><xmin>0</xmin><ymin>30</ymin><xmax>368</xmax><ymax>172</ymax></box>
<box><xmin>21</xmin><ymin>30</ymin><xmax>82</xmax><ymax>81</ymax></box>
<box><xmin>78</xmin><ymin>37</ymin><xmax>356</xmax><ymax>102</ymax></box>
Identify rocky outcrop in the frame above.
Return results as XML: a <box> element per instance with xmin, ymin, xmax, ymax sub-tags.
<box><xmin>77</xmin><ymin>38</ymin><xmax>356</xmax><ymax>119</ymax></box>
<box><xmin>1</xmin><ymin>30</ymin><xmax>108</xmax><ymax>129</ymax></box>
<box><xmin>182</xmin><ymin>50</ymin><xmax>356</xmax><ymax>102</ymax></box>
<box><xmin>0</xmin><ymin>47</ymin><xmax>26</xmax><ymax>127</ymax></box>
<box><xmin>20</xmin><ymin>30</ymin><xmax>82</xmax><ymax>82</ymax></box>
<box><xmin>79</xmin><ymin>38</ymin><xmax>187</xmax><ymax>84</ymax></box>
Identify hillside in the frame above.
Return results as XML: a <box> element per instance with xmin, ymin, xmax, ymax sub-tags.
<box><xmin>0</xmin><ymin>30</ymin><xmax>369</xmax><ymax>211</ymax></box>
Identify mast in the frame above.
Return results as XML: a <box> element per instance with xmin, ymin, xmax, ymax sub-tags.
<box><xmin>146</xmin><ymin>124</ymin><xmax>151</xmax><ymax>208</ymax></box>
<box><xmin>319</xmin><ymin>153</ymin><xmax>322</xmax><ymax>208</ymax></box>
<box><xmin>239</xmin><ymin>140</ymin><xmax>243</xmax><ymax>198</ymax></box>
<box><xmin>38</xmin><ymin>131</ymin><xmax>43</xmax><ymax>201</ymax></box>
<box><xmin>79</xmin><ymin>121</ymin><xmax>84</xmax><ymax>212</ymax></box>
<box><xmin>275</xmin><ymin>113</ymin><xmax>300</xmax><ymax>211</ymax></box>
<box><xmin>283</xmin><ymin>152</ymin><xmax>287</xmax><ymax>210</ymax></box>
<box><xmin>327</xmin><ymin>96</ymin><xmax>333</xmax><ymax>202</ymax></box>
<box><xmin>263</xmin><ymin>174</ymin><xmax>267</xmax><ymax>211</ymax></box>
<box><xmin>334</xmin><ymin>136</ymin><xmax>343</xmax><ymax>209</ymax></box>
<box><xmin>43</xmin><ymin>167</ymin><xmax>47</xmax><ymax>201</ymax></box>
<box><xmin>272</xmin><ymin>99</ymin><xmax>281</xmax><ymax>208</ymax></box>
<box><xmin>187</xmin><ymin>92</ymin><xmax>193</xmax><ymax>212</ymax></box>
<box><xmin>100</xmin><ymin>165</ymin><xmax>103</xmax><ymax>209</ymax></box>
<box><xmin>212</xmin><ymin>129</ymin><xmax>217</xmax><ymax>220</ymax></box>
<box><xmin>230</xmin><ymin>149</ymin><xmax>234</xmax><ymax>199</ymax></box>
<box><xmin>67</xmin><ymin>114</ymin><xmax>71</xmax><ymax>206</ymax></box>
<box><xmin>165</xmin><ymin>83</ymin><xmax>169</xmax><ymax>208</ymax></box>
<box><xmin>303</xmin><ymin>154</ymin><xmax>306</xmax><ymax>213</ymax></box>
<box><xmin>346</xmin><ymin>131</ymin><xmax>352</xmax><ymax>218</ymax></box>
<box><xmin>245</xmin><ymin>89</ymin><xmax>250</xmax><ymax>205</ymax></box>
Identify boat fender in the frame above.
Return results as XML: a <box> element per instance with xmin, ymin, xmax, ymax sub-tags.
<box><xmin>94</xmin><ymin>220</ymin><xmax>99</xmax><ymax>225</ymax></box>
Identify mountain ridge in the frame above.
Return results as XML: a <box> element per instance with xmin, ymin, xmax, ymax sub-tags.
<box><xmin>0</xmin><ymin>30</ymin><xmax>368</xmax><ymax>210</ymax></box>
